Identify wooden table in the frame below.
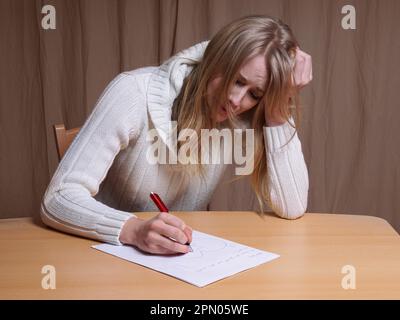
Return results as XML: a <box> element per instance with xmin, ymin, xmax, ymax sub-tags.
<box><xmin>1</xmin><ymin>212</ymin><xmax>400</xmax><ymax>299</ymax></box>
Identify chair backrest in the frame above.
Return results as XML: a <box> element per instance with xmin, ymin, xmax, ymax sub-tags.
<box><xmin>53</xmin><ymin>124</ymin><xmax>80</xmax><ymax>161</ymax></box>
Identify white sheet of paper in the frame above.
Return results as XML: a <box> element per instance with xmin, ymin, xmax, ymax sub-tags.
<box><xmin>92</xmin><ymin>231</ymin><xmax>279</xmax><ymax>287</ymax></box>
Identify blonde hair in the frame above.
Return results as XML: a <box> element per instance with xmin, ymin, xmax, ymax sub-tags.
<box><xmin>171</xmin><ymin>15</ymin><xmax>301</xmax><ymax>214</ymax></box>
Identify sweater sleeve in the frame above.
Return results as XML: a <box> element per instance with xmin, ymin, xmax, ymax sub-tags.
<box><xmin>41</xmin><ymin>73</ymin><xmax>145</xmax><ymax>245</ymax></box>
<box><xmin>263</xmin><ymin>120</ymin><xmax>309</xmax><ymax>219</ymax></box>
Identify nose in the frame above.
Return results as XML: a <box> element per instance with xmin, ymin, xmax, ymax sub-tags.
<box><xmin>228</xmin><ymin>87</ymin><xmax>245</xmax><ymax>111</ymax></box>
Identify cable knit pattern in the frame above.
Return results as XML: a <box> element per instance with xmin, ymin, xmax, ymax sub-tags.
<box><xmin>264</xmin><ymin>122</ymin><xmax>309</xmax><ymax>218</ymax></box>
<box><xmin>41</xmin><ymin>42</ymin><xmax>309</xmax><ymax>245</ymax></box>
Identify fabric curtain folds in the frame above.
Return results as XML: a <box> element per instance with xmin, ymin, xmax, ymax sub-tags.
<box><xmin>0</xmin><ymin>0</ymin><xmax>399</xmax><ymax>233</ymax></box>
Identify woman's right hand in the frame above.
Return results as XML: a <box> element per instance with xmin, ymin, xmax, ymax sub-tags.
<box><xmin>119</xmin><ymin>213</ymin><xmax>193</xmax><ymax>254</ymax></box>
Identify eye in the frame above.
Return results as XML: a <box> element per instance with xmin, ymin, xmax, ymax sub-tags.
<box><xmin>235</xmin><ymin>80</ymin><xmax>245</xmax><ymax>87</ymax></box>
<box><xmin>249</xmin><ymin>92</ymin><xmax>261</xmax><ymax>100</ymax></box>
<box><xmin>235</xmin><ymin>79</ymin><xmax>262</xmax><ymax>100</ymax></box>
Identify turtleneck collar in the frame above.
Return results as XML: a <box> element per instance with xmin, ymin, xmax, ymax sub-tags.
<box><xmin>147</xmin><ymin>41</ymin><xmax>209</xmax><ymax>151</ymax></box>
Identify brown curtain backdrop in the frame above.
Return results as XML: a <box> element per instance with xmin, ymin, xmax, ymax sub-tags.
<box><xmin>1</xmin><ymin>0</ymin><xmax>399</xmax><ymax>232</ymax></box>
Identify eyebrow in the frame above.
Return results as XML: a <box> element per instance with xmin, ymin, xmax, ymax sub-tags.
<box><xmin>238</xmin><ymin>73</ymin><xmax>265</xmax><ymax>94</ymax></box>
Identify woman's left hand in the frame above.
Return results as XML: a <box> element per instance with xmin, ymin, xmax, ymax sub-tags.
<box><xmin>265</xmin><ymin>48</ymin><xmax>312</xmax><ymax>126</ymax></box>
<box><xmin>293</xmin><ymin>47</ymin><xmax>312</xmax><ymax>89</ymax></box>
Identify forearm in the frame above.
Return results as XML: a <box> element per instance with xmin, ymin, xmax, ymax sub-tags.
<box><xmin>263</xmin><ymin>121</ymin><xmax>309</xmax><ymax>219</ymax></box>
<box><xmin>41</xmin><ymin>186</ymin><xmax>135</xmax><ymax>245</ymax></box>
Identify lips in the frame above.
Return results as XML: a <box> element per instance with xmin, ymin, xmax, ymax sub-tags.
<box><xmin>220</xmin><ymin>106</ymin><xmax>227</xmax><ymax>115</ymax></box>
<box><xmin>216</xmin><ymin>105</ymin><xmax>230</xmax><ymax>122</ymax></box>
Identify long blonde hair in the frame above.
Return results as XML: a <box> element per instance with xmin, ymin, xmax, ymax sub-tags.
<box><xmin>171</xmin><ymin>15</ymin><xmax>301</xmax><ymax>214</ymax></box>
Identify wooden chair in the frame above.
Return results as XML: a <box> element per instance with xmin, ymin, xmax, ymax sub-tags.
<box><xmin>53</xmin><ymin>124</ymin><xmax>80</xmax><ymax>161</ymax></box>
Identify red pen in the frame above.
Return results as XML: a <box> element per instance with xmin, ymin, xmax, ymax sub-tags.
<box><xmin>149</xmin><ymin>192</ymin><xmax>193</xmax><ymax>252</ymax></box>
<box><xmin>150</xmin><ymin>192</ymin><xmax>169</xmax><ymax>212</ymax></box>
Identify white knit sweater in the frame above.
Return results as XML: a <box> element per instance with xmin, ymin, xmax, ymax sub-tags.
<box><xmin>40</xmin><ymin>41</ymin><xmax>309</xmax><ymax>245</ymax></box>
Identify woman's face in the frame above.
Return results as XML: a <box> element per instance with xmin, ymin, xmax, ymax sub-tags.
<box><xmin>207</xmin><ymin>54</ymin><xmax>267</xmax><ymax>123</ymax></box>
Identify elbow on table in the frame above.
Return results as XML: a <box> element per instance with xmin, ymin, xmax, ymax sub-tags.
<box><xmin>40</xmin><ymin>187</ymin><xmax>69</xmax><ymax>229</ymax></box>
<box><xmin>40</xmin><ymin>181</ymin><xmax>87</xmax><ymax>227</ymax></box>
<box><xmin>281</xmin><ymin>208</ymin><xmax>306</xmax><ymax>220</ymax></box>
<box><xmin>40</xmin><ymin>192</ymin><xmax>56</xmax><ymax>227</ymax></box>
<box><xmin>273</xmin><ymin>199</ymin><xmax>308</xmax><ymax>220</ymax></box>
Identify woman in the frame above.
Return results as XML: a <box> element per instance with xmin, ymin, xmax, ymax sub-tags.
<box><xmin>41</xmin><ymin>15</ymin><xmax>311</xmax><ymax>255</ymax></box>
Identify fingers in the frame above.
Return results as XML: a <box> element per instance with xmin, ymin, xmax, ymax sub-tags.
<box><xmin>294</xmin><ymin>48</ymin><xmax>313</xmax><ymax>87</ymax></box>
<box><xmin>158</xmin><ymin>212</ymin><xmax>186</xmax><ymax>230</ymax></box>
<box><xmin>157</xmin><ymin>212</ymin><xmax>191</xmax><ymax>242</ymax></box>
<box><xmin>184</xmin><ymin>225</ymin><xmax>193</xmax><ymax>244</ymax></box>
<box><xmin>301</xmin><ymin>51</ymin><xmax>312</xmax><ymax>83</ymax></box>
<box><xmin>294</xmin><ymin>51</ymin><xmax>306</xmax><ymax>84</ymax></box>
<box><xmin>153</xmin><ymin>233</ymin><xmax>190</xmax><ymax>254</ymax></box>
<box><xmin>308</xmin><ymin>53</ymin><xmax>313</xmax><ymax>81</ymax></box>
<box><xmin>139</xmin><ymin>228</ymin><xmax>190</xmax><ymax>254</ymax></box>
<box><xmin>133</xmin><ymin>213</ymin><xmax>194</xmax><ymax>254</ymax></box>
<box><xmin>144</xmin><ymin>238</ymin><xmax>188</xmax><ymax>255</ymax></box>
<box><xmin>152</xmin><ymin>218</ymin><xmax>188</xmax><ymax>245</ymax></box>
